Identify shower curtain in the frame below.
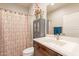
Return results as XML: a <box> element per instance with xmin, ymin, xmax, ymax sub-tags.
<box><xmin>0</xmin><ymin>8</ymin><xmax>30</xmax><ymax>56</ymax></box>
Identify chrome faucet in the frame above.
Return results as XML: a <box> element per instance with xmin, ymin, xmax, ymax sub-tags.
<box><xmin>55</xmin><ymin>34</ymin><xmax>60</xmax><ymax>40</ymax></box>
<box><xmin>55</xmin><ymin>33</ymin><xmax>65</xmax><ymax>40</ymax></box>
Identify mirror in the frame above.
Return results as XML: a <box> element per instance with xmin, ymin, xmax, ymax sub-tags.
<box><xmin>47</xmin><ymin>3</ymin><xmax>79</xmax><ymax>38</ymax></box>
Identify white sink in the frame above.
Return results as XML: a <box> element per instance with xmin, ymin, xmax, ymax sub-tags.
<box><xmin>41</xmin><ymin>37</ymin><xmax>66</xmax><ymax>46</ymax></box>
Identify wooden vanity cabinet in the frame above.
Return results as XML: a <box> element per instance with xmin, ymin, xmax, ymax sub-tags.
<box><xmin>33</xmin><ymin>41</ymin><xmax>62</xmax><ymax>56</ymax></box>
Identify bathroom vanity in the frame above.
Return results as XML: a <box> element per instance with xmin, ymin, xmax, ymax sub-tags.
<box><xmin>33</xmin><ymin>35</ymin><xmax>79</xmax><ymax>56</ymax></box>
<box><xmin>34</xmin><ymin>41</ymin><xmax>62</xmax><ymax>56</ymax></box>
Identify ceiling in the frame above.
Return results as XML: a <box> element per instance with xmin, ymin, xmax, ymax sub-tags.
<box><xmin>47</xmin><ymin>3</ymin><xmax>68</xmax><ymax>14</ymax></box>
<box><xmin>15</xmin><ymin>3</ymin><xmax>68</xmax><ymax>13</ymax></box>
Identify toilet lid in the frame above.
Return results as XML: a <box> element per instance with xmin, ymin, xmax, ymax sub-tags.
<box><xmin>23</xmin><ymin>47</ymin><xmax>34</xmax><ymax>53</ymax></box>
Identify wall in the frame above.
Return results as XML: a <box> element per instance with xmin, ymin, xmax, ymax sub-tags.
<box><xmin>0</xmin><ymin>3</ymin><xmax>28</xmax><ymax>13</ymax></box>
<box><xmin>47</xmin><ymin>4</ymin><xmax>79</xmax><ymax>35</ymax></box>
<box><xmin>63</xmin><ymin>12</ymin><xmax>79</xmax><ymax>37</ymax></box>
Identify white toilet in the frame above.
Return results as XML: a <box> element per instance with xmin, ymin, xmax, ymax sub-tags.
<box><xmin>23</xmin><ymin>47</ymin><xmax>34</xmax><ymax>56</ymax></box>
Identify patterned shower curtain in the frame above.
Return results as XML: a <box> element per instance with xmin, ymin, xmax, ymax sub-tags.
<box><xmin>0</xmin><ymin>8</ymin><xmax>29</xmax><ymax>56</ymax></box>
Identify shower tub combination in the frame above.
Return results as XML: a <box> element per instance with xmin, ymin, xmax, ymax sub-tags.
<box><xmin>0</xmin><ymin>8</ymin><xmax>31</xmax><ymax>56</ymax></box>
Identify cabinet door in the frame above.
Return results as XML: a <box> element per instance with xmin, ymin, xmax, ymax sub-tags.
<box><xmin>33</xmin><ymin>21</ymin><xmax>37</xmax><ymax>38</ymax></box>
<box><xmin>34</xmin><ymin>41</ymin><xmax>44</xmax><ymax>56</ymax></box>
<box><xmin>34</xmin><ymin>41</ymin><xmax>49</xmax><ymax>56</ymax></box>
<box><xmin>33</xmin><ymin>20</ymin><xmax>40</xmax><ymax>38</ymax></box>
<box><xmin>40</xmin><ymin>19</ymin><xmax>45</xmax><ymax>37</ymax></box>
<box><xmin>36</xmin><ymin>21</ymin><xmax>40</xmax><ymax>38</ymax></box>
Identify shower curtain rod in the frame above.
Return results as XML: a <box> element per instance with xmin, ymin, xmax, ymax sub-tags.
<box><xmin>0</xmin><ymin>8</ymin><xmax>28</xmax><ymax>16</ymax></box>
